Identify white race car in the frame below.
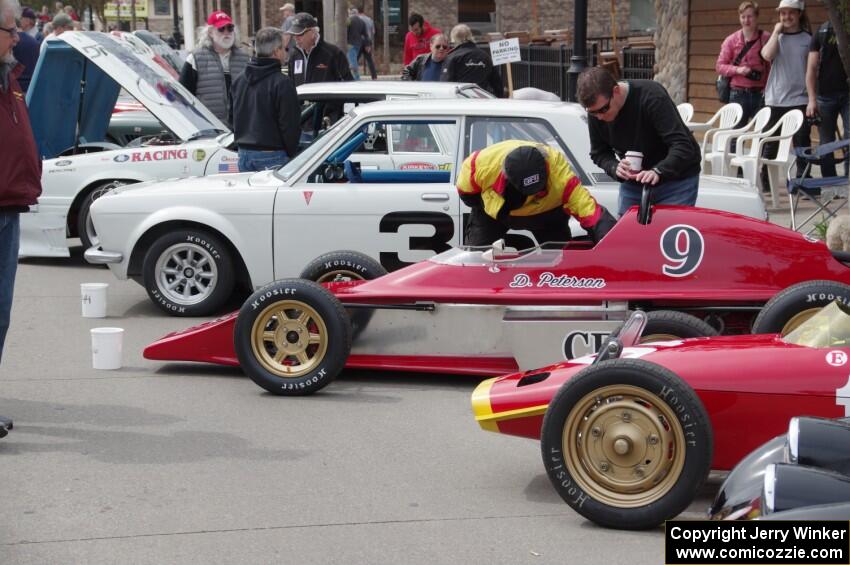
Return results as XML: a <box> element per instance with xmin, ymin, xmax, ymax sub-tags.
<box><xmin>22</xmin><ymin>31</ymin><xmax>488</xmax><ymax>256</ymax></box>
<box><xmin>87</xmin><ymin>98</ymin><xmax>767</xmax><ymax>316</ymax></box>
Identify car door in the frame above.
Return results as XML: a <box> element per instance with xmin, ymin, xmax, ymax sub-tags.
<box><xmin>272</xmin><ymin>116</ymin><xmax>462</xmax><ymax>276</ymax></box>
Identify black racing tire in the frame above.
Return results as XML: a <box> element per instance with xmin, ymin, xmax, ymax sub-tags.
<box><xmin>614</xmin><ymin>310</ymin><xmax>719</xmax><ymax>343</ymax></box>
<box><xmin>300</xmin><ymin>251</ymin><xmax>387</xmax><ymax>340</ymax></box>
<box><xmin>541</xmin><ymin>358</ymin><xmax>713</xmax><ymax>529</ymax></box>
<box><xmin>752</xmin><ymin>280</ymin><xmax>850</xmax><ymax>335</ymax></box>
<box><xmin>299</xmin><ymin>250</ymin><xmax>387</xmax><ymax>283</ymax></box>
<box><xmin>142</xmin><ymin>229</ymin><xmax>235</xmax><ymax>316</ymax></box>
<box><xmin>77</xmin><ymin>181</ymin><xmax>128</xmax><ymax>250</ymax></box>
<box><xmin>234</xmin><ymin>279</ymin><xmax>352</xmax><ymax>395</ymax></box>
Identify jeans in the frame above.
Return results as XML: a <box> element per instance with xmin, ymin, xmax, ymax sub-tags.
<box><xmin>237</xmin><ymin>149</ymin><xmax>288</xmax><ymax>172</ymax></box>
<box><xmin>729</xmin><ymin>88</ymin><xmax>764</xmax><ymax>129</ymax></box>
<box><xmin>346</xmin><ymin>46</ymin><xmax>361</xmax><ymax>80</ymax></box>
<box><xmin>0</xmin><ymin>212</ymin><xmax>20</xmax><ymax>363</ymax></box>
<box><xmin>817</xmin><ymin>92</ymin><xmax>850</xmax><ymax>177</ymax></box>
<box><xmin>618</xmin><ymin>175</ymin><xmax>700</xmax><ymax>216</ymax></box>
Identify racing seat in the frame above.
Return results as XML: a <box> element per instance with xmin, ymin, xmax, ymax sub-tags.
<box><xmin>788</xmin><ymin>138</ymin><xmax>850</xmax><ymax>234</ymax></box>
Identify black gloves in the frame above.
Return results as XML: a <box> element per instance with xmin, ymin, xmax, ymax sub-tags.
<box><xmin>588</xmin><ymin>207</ymin><xmax>617</xmax><ymax>244</ymax></box>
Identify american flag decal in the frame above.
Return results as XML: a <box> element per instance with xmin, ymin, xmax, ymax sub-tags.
<box><xmin>218</xmin><ymin>161</ymin><xmax>239</xmax><ymax>173</ymax></box>
<box><xmin>303</xmin><ymin>191</ymin><xmax>313</xmax><ymax>205</ymax></box>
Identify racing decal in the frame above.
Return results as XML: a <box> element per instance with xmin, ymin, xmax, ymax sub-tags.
<box><xmin>805</xmin><ymin>292</ymin><xmax>850</xmax><ymax>305</ymax></box>
<box><xmin>827</xmin><ymin>351</ymin><xmax>848</xmax><ymax>367</ymax></box>
<box><xmin>114</xmin><ymin>154</ymin><xmax>130</xmax><ymax>162</ymax></box>
<box><xmin>399</xmin><ymin>162</ymin><xmax>437</xmax><ymax>171</ymax></box>
<box><xmin>379</xmin><ymin>211</ymin><xmax>454</xmax><ymax>271</ymax></box>
<box><xmin>437</xmin><ymin>163</ymin><xmax>453</xmax><ymax>171</ymax></box>
<box><xmin>48</xmin><ymin>168</ymin><xmax>75</xmax><ymax>174</ymax></box>
<box><xmin>660</xmin><ymin>224</ymin><xmax>704</xmax><ymax>278</ymax></box>
<box><xmin>130</xmin><ymin>149</ymin><xmax>188</xmax><ymax>162</ymax></box>
<box><xmin>55</xmin><ymin>160</ymin><xmax>72</xmax><ymax>166</ymax></box>
<box><xmin>192</xmin><ymin>149</ymin><xmax>206</xmax><ymax>162</ymax></box>
<box><xmin>508</xmin><ymin>272</ymin><xmax>606</xmax><ymax>289</ymax></box>
<box><xmin>563</xmin><ymin>331</ymin><xmax>610</xmax><ymax>358</ymax></box>
<box><xmin>294</xmin><ymin>60</ymin><xmax>303</xmax><ymax>74</ymax></box>
<box><xmin>218</xmin><ymin>161</ymin><xmax>239</xmax><ymax>173</ymax></box>
<box><xmin>836</xmin><ymin>375</ymin><xmax>850</xmax><ymax>416</ymax></box>
<box><xmin>303</xmin><ymin>191</ymin><xmax>313</xmax><ymax>205</ymax></box>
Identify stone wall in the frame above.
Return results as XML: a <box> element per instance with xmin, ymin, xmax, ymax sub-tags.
<box><xmin>653</xmin><ymin>0</ymin><xmax>688</xmax><ymax>103</ymax></box>
<box><xmin>496</xmin><ymin>0</ymin><xmax>630</xmax><ymax>39</ymax></box>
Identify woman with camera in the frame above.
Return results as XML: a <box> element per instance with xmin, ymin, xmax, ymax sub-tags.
<box><xmin>716</xmin><ymin>1</ymin><xmax>771</xmax><ymax>128</ymax></box>
<box><xmin>760</xmin><ymin>0</ymin><xmax>812</xmax><ymax>180</ymax></box>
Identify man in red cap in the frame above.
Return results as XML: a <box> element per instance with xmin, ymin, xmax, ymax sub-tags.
<box><xmin>179</xmin><ymin>10</ymin><xmax>249</xmax><ymax>128</ymax></box>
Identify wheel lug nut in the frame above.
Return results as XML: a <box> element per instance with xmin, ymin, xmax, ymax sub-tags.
<box><xmin>622</xmin><ymin>412</ymin><xmax>631</xmax><ymax>422</ymax></box>
<box><xmin>634</xmin><ymin>466</ymin><xmax>645</xmax><ymax>478</ymax></box>
<box><xmin>648</xmin><ymin>435</ymin><xmax>659</xmax><ymax>445</ymax></box>
<box><xmin>599</xmin><ymin>462</ymin><xmax>609</xmax><ymax>472</ymax></box>
<box><xmin>591</xmin><ymin>427</ymin><xmax>601</xmax><ymax>437</ymax></box>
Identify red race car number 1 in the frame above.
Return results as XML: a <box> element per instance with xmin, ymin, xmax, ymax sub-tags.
<box><xmin>660</xmin><ymin>224</ymin><xmax>704</xmax><ymax>278</ymax></box>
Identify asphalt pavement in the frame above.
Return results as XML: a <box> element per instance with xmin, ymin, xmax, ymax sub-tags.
<box><xmin>0</xmin><ymin>199</ymin><xmax>818</xmax><ymax>563</ymax></box>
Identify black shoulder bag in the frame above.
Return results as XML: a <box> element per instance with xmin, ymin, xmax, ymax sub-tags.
<box><xmin>716</xmin><ymin>33</ymin><xmax>759</xmax><ymax>103</ymax></box>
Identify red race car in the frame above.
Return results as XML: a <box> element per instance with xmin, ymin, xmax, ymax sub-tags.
<box><xmin>471</xmin><ymin>298</ymin><xmax>850</xmax><ymax>529</ymax></box>
<box><xmin>144</xmin><ymin>202</ymin><xmax>850</xmax><ymax>396</ymax></box>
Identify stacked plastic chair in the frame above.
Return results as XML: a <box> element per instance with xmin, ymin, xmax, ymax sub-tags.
<box><xmin>703</xmin><ymin>107</ymin><xmax>771</xmax><ymax>176</ymax></box>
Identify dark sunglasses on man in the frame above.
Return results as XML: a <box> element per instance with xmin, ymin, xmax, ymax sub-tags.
<box><xmin>585</xmin><ymin>97</ymin><xmax>612</xmax><ymax>116</ymax></box>
<box><xmin>433</xmin><ymin>44</ymin><xmax>448</xmax><ymax>50</ymax></box>
<box><xmin>217</xmin><ymin>24</ymin><xmax>235</xmax><ymax>32</ymax></box>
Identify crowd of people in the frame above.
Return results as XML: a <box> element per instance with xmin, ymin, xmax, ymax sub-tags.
<box><xmin>10</xmin><ymin>1</ymin><xmax>79</xmax><ymax>92</ymax></box>
<box><xmin>715</xmin><ymin>0</ymin><xmax>848</xmax><ymax>181</ymax></box>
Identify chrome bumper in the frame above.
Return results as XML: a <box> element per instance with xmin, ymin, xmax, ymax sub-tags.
<box><xmin>84</xmin><ymin>247</ymin><xmax>123</xmax><ymax>265</ymax></box>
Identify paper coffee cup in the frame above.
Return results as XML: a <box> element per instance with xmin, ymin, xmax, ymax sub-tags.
<box><xmin>625</xmin><ymin>151</ymin><xmax>644</xmax><ymax>173</ymax></box>
<box><xmin>81</xmin><ymin>282</ymin><xmax>108</xmax><ymax>318</ymax></box>
<box><xmin>91</xmin><ymin>327</ymin><xmax>124</xmax><ymax>370</ymax></box>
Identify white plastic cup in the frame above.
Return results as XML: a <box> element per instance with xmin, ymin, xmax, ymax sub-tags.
<box><xmin>91</xmin><ymin>327</ymin><xmax>124</xmax><ymax>370</ymax></box>
<box><xmin>81</xmin><ymin>282</ymin><xmax>108</xmax><ymax>318</ymax></box>
<box><xmin>625</xmin><ymin>151</ymin><xmax>644</xmax><ymax>173</ymax></box>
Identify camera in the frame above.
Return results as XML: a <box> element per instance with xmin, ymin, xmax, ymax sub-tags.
<box><xmin>745</xmin><ymin>69</ymin><xmax>762</xmax><ymax>81</ymax></box>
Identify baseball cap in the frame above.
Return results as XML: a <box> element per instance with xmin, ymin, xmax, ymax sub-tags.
<box><xmin>776</xmin><ymin>0</ymin><xmax>804</xmax><ymax>10</ymax></box>
<box><xmin>21</xmin><ymin>7</ymin><xmax>36</xmax><ymax>19</ymax></box>
<box><xmin>289</xmin><ymin>12</ymin><xmax>319</xmax><ymax>35</ymax></box>
<box><xmin>207</xmin><ymin>10</ymin><xmax>233</xmax><ymax>28</ymax></box>
<box><xmin>504</xmin><ymin>145</ymin><xmax>548</xmax><ymax>196</ymax></box>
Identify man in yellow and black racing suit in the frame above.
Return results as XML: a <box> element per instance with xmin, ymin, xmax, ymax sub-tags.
<box><xmin>457</xmin><ymin>140</ymin><xmax>616</xmax><ymax>246</ymax></box>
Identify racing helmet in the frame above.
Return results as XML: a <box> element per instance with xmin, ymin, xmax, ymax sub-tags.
<box><xmin>504</xmin><ymin>145</ymin><xmax>548</xmax><ymax>196</ymax></box>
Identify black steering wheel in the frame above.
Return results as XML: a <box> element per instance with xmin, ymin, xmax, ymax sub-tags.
<box><xmin>637</xmin><ymin>184</ymin><xmax>652</xmax><ymax>225</ymax></box>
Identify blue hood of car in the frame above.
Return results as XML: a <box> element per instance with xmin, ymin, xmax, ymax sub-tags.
<box><xmin>26</xmin><ymin>40</ymin><xmax>120</xmax><ymax>159</ymax></box>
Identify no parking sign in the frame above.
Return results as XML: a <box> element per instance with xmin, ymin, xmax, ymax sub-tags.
<box><xmin>489</xmin><ymin>37</ymin><xmax>521</xmax><ymax>96</ymax></box>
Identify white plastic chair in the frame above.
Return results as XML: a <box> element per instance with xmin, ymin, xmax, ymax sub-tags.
<box><xmin>677</xmin><ymin>103</ymin><xmax>694</xmax><ymax>124</ymax></box>
<box><xmin>703</xmin><ymin>107</ymin><xmax>771</xmax><ymax>176</ymax></box>
<box><xmin>686</xmin><ymin>102</ymin><xmax>743</xmax><ymax>134</ymax></box>
<box><xmin>699</xmin><ymin>103</ymin><xmax>744</xmax><ymax>159</ymax></box>
<box><xmin>729</xmin><ymin>109</ymin><xmax>804</xmax><ymax>207</ymax></box>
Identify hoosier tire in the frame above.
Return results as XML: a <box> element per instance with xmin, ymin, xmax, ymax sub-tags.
<box><xmin>234</xmin><ymin>279</ymin><xmax>352</xmax><ymax>395</ymax></box>
<box><xmin>77</xmin><ymin>181</ymin><xmax>127</xmax><ymax>250</ymax></box>
<box><xmin>752</xmin><ymin>280</ymin><xmax>850</xmax><ymax>335</ymax></box>
<box><xmin>541</xmin><ymin>358</ymin><xmax>713</xmax><ymax>529</ymax></box>
<box><xmin>299</xmin><ymin>250</ymin><xmax>387</xmax><ymax>283</ymax></box>
<box><xmin>614</xmin><ymin>310</ymin><xmax>718</xmax><ymax>343</ymax></box>
<box><xmin>142</xmin><ymin>229</ymin><xmax>235</xmax><ymax>316</ymax></box>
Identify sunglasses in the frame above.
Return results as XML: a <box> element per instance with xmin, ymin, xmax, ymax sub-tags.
<box><xmin>586</xmin><ymin>97</ymin><xmax>612</xmax><ymax>116</ymax></box>
<box><xmin>217</xmin><ymin>24</ymin><xmax>235</xmax><ymax>32</ymax></box>
<box><xmin>433</xmin><ymin>44</ymin><xmax>448</xmax><ymax>50</ymax></box>
<box><xmin>0</xmin><ymin>25</ymin><xmax>18</xmax><ymax>37</ymax></box>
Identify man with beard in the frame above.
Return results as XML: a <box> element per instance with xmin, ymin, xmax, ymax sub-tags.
<box><xmin>179</xmin><ymin>10</ymin><xmax>249</xmax><ymax>128</ymax></box>
<box><xmin>232</xmin><ymin>27</ymin><xmax>299</xmax><ymax>172</ymax></box>
<box><xmin>0</xmin><ymin>0</ymin><xmax>42</xmax><ymax>438</ymax></box>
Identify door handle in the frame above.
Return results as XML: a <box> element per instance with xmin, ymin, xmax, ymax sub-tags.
<box><xmin>421</xmin><ymin>193</ymin><xmax>450</xmax><ymax>202</ymax></box>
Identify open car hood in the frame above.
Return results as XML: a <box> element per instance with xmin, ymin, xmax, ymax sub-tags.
<box><xmin>27</xmin><ymin>32</ymin><xmax>227</xmax><ymax>158</ymax></box>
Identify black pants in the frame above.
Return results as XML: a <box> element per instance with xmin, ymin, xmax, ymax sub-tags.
<box><xmin>465</xmin><ymin>206</ymin><xmax>570</xmax><ymax>247</ymax></box>
<box><xmin>359</xmin><ymin>46</ymin><xmax>378</xmax><ymax>80</ymax></box>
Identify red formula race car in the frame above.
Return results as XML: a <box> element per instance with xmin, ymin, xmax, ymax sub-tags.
<box><xmin>144</xmin><ymin>202</ymin><xmax>850</xmax><ymax>396</ymax></box>
<box><xmin>471</xmin><ymin>299</ymin><xmax>850</xmax><ymax>530</ymax></box>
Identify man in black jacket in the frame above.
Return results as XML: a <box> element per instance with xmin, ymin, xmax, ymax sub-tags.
<box><xmin>401</xmin><ymin>33</ymin><xmax>448</xmax><ymax>81</ymax></box>
<box><xmin>287</xmin><ymin>12</ymin><xmax>352</xmax><ymax>86</ymax></box>
<box><xmin>232</xmin><ymin>27</ymin><xmax>299</xmax><ymax>172</ymax></box>
<box><xmin>577</xmin><ymin>66</ymin><xmax>701</xmax><ymax>216</ymax></box>
<box><xmin>440</xmin><ymin>24</ymin><xmax>502</xmax><ymax>96</ymax></box>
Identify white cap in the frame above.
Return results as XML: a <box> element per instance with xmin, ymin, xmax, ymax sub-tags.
<box><xmin>776</xmin><ymin>0</ymin><xmax>804</xmax><ymax>11</ymax></box>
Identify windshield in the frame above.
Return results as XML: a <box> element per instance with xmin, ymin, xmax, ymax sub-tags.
<box><xmin>430</xmin><ymin>245</ymin><xmax>563</xmax><ymax>267</ymax></box>
<box><xmin>275</xmin><ymin>114</ymin><xmax>353</xmax><ymax>181</ymax></box>
<box><xmin>82</xmin><ymin>32</ymin><xmax>223</xmax><ymax>135</ymax></box>
<box><xmin>783</xmin><ymin>301</ymin><xmax>850</xmax><ymax>347</ymax></box>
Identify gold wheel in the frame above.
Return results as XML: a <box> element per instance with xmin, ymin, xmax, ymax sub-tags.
<box><xmin>639</xmin><ymin>333</ymin><xmax>679</xmax><ymax>343</ymax></box>
<box><xmin>563</xmin><ymin>384</ymin><xmax>686</xmax><ymax>508</ymax></box>
<box><xmin>780</xmin><ymin>308</ymin><xmax>820</xmax><ymax>335</ymax></box>
<box><xmin>250</xmin><ymin>300</ymin><xmax>329</xmax><ymax>378</ymax></box>
<box><xmin>315</xmin><ymin>269</ymin><xmax>365</xmax><ymax>283</ymax></box>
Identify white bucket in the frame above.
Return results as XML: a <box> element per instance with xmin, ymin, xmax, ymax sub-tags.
<box><xmin>91</xmin><ymin>327</ymin><xmax>124</xmax><ymax>370</ymax></box>
<box><xmin>81</xmin><ymin>282</ymin><xmax>109</xmax><ymax>318</ymax></box>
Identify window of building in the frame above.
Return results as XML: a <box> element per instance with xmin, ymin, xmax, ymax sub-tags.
<box><xmin>458</xmin><ymin>0</ymin><xmax>495</xmax><ymax>36</ymax></box>
<box><xmin>154</xmin><ymin>0</ymin><xmax>170</xmax><ymax>16</ymax></box>
<box><xmin>629</xmin><ymin>0</ymin><xmax>656</xmax><ymax>34</ymax></box>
